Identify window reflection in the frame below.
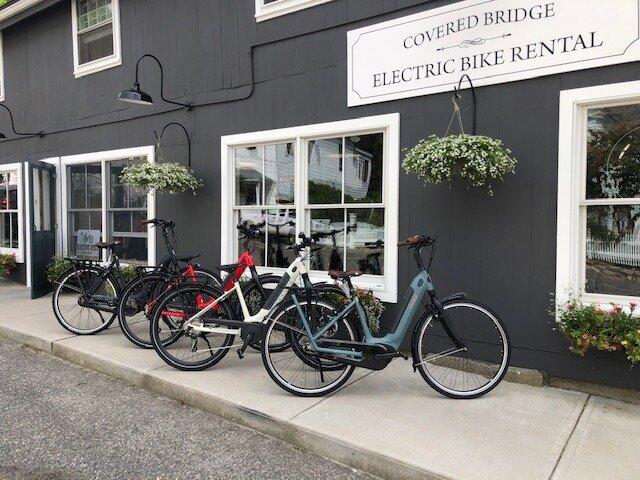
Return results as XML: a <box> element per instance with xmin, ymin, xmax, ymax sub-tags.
<box><xmin>235</xmin><ymin>147</ymin><xmax>263</xmax><ymax>205</ymax></box>
<box><xmin>265</xmin><ymin>143</ymin><xmax>295</xmax><ymax>205</ymax></box>
<box><xmin>586</xmin><ymin>205</ymin><xmax>640</xmax><ymax>296</ymax></box>
<box><xmin>308</xmin><ymin>138</ymin><xmax>342</xmax><ymax>204</ymax></box>
<box><xmin>237</xmin><ymin>209</ymin><xmax>266</xmax><ymax>266</ymax></box>
<box><xmin>266</xmin><ymin>209</ymin><xmax>296</xmax><ymax>267</ymax></box>
<box><xmin>346</xmin><ymin>208</ymin><xmax>384</xmax><ymax>275</ymax></box>
<box><xmin>344</xmin><ymin>134</ymin><xmax>383</xmax><ymax>203</ymax></box>
<box><xmin>587</xmin><ymin>104</ymin><xmax>640</xmax><ymax>199</ymax></box>
<box><xmin>310</xmin><ymin>209</ymin><xmax>344</xmax><ymax>271</ymax></box>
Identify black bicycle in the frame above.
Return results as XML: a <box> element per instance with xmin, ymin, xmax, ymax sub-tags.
<box><xmin>52</xmin><ymin>219</ymin><xmax>219</xmax><ymax>337</ymax></box>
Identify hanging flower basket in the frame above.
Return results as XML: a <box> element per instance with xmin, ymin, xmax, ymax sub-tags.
<box><xmin>403</xmin><ymin>134</ymin><xmax>517</xmax><ymax>196</ymax></box>
<box><xmin>120</xmin><ymin>162</ymin><xmax>202</xmax><ymax>195</ymax></box>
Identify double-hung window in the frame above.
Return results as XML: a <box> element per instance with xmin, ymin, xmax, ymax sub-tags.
<box><xmin>558</xmin><ymin>80</ymin><xmax>640</xmax><ymax>307</ymax></box>
<box><xmin>0</xmin><ymin>163</ymin><xmax>23</xmax><ymax>262</ymax></box>
<box><xmin>71</xmin><ymin>0</ymin><xmax>121</xmax><ymax>78</ymax></box>
<box><xmin>62</xmin><ymin>147</ymin><xmax>155</xmax><ymax>264</ymax></box>
<box><xmin>222</xmin><ymin>114</ymin><xmax>400</xmax><ymax>302</ymax></box>
<box><xmin>255</xmin><ymin>0</ymin><xmax>335</xmax><ymax>22</ymax></box>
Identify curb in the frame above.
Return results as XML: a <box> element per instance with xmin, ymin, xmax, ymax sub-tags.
<box><xmin>0</xmin><ymin>323</ymin><xmax>448</xmax><ymax>480</ymax></box>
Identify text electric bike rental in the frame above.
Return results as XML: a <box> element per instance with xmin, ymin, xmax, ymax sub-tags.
<box><xmin>260</xmin><ymin>234</ymin><xmax>511</xmax><ymax>398</ymax></box>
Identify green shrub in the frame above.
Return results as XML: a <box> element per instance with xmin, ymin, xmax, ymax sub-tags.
<box><xmin>121</xmin><ymin>163</ymin><xmax>202</xmax><ymax>195</ymax></box>
<box><xmin>47</xmin><ymin>256</ymin><xmax>73</xmax><ymax>283</ymax></box>
<box><xmin>0</xmin><ymin>253</ymin><xmax>17</xmax><ymax>277</ymax></box>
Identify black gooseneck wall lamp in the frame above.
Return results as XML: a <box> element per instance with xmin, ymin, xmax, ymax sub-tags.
<box><xmin>0</xmin><ymin>103</ymin><xmax>45</xmax><ymax>139</ymax></box>
<box><xmin>118</xmin><ymin>54</ymin><xmax>193</xmax><ymax>110</ymax></box>
<box><xmin>154</xmin><ymin>122</ymin><xmax>192</xmax><ymax>170</ymax></box>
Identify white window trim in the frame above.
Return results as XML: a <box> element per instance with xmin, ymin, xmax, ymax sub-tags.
<box><xmin>557</xmin><ymin>79</ymin><xmax>640</xmax><ymax>309</ymax></box>
<box><xmin>0</xmin><ymin>32</ymin><xmax>5</xmax><ymax>102</ymax></box>
<box><xmin>221</xmin><ymin>113</ymin><xmax>400</xmax><ymax>303</ymax></box>
<box><xmin>0</xmin><ymin>162</ymin><xmax>24</xmax><ymax>263</ymax></box>
<box><xmin>60</xmin><ymin>146</ymin><xmax>156</xmax><ymax>265</ymax></box>
<box><xmin>255</xmin><ymin>0</ymin><xmax>334</xmax><ymax>22</ymax></box>
<box><xmin>71</xmin><ymin>0</ymin><xmax>122</xmax><ymax>78</ymax></box>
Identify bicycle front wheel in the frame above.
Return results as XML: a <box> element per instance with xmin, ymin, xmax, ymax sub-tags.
<box><xmin>411</xmin><ymin>300</ymin><xmax>510</xmax><ymax>399</ymax></box>
<box><xmin>262</xmin><ymin>298</ymin><xmax>356</xmax><ymax>397</ymax></box>
<box><xmin>150</xmin><ymin>284</ymin><xmax>236</xmax><ymax>371</ymax></box>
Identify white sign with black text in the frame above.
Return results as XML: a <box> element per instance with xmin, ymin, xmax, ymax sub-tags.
<box><xmin>347</xmin><ymin>0</ymin><xmax>640</xmax><ymax>106</ymax></box>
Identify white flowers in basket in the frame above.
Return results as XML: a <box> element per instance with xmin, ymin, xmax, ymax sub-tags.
<box><xmin>403</xmin><ymin>134</ymin><xmax>517</xmax><ymax>195</ymax></box>
<box><xmin>120</xmin><ymin>162</ymin><xmax>203</xmax><ymax>195</ymax></box>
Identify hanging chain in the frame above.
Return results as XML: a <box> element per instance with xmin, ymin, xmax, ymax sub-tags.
<box><xmin>445</xmin><ymin>94</ymin><xmax>465</xmax><ymax>137</ymax></box>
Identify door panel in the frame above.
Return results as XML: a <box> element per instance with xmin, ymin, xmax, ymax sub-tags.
<box><xmin>29</xmin><ymin>161</ymin><xmax>56</xmax><ymax>299</ymax></box>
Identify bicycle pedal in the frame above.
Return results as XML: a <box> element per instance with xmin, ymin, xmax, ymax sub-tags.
<box><xmin>237</xmin><ymin>348</ymin><xmax>245</xmax><ymax>359</ymax></box>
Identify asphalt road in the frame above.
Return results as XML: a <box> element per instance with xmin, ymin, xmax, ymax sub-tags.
<box><xmin>0</xmin><ymin>338</ymin><xmax>376</xmax><ymax>480</ymax></box>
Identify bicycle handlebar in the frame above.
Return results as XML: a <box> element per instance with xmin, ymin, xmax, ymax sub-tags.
<box><xmin>398</xmin><ymin>235</ymin><xmax>434</xmax><ymax>247</ymax></box>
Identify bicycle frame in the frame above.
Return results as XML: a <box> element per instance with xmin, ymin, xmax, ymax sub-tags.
<box><xmin>179</xmin><ymin>253</ymin><xmax>312</xmax><ymax>333</ymax></box>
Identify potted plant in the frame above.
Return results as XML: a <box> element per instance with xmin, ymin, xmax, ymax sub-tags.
<box><xmin>120</xmin><ymin>162</ymin><xmax>202</xmax><ymax>195</ymax></box>
<box><xmin>0</xmin><ymin>253</ymin><xmax>17</xmax><ymax>282</ymax></box>
<box><xmin>403</xmin><ymin>134</ymin><xmax>517</xmax><ymax>195</ymax></box>
<box><xmin>553</xmin><ymin>297</ymin><xmax>640</xmax><ymax>364</ymax></box>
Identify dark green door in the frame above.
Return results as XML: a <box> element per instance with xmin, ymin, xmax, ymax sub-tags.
<box><xmin>29</xmin><ymin>161</ymin><xmax>56</xmax><ymax>299</ymax></box>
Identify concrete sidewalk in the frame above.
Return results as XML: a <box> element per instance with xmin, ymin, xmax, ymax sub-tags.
<box><xmin>1</xmin><ymin>282</ymin><xmax>639</xmax><ymax>480</ymax></box>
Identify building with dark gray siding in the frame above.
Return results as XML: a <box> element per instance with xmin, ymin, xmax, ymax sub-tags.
<box><xmin>2</xmin><ymin>0</ymin><xmax>640</xmax><ymax>390</ymax></box>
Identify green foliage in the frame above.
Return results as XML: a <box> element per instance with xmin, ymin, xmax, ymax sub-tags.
<box><xmin>0</xmin><ymin>1</ymin><xmax>8</xmax><ymax>7</ymax></box>
<box><xmin>325</xmin><ymin>288</ymin><xmax>385</xmax><ymax>333</ymax></box>
<box><xmin>0</xmin><ymin>253</ymin><xmax>16</xmax><ymax>277</ymax></box>
<box><xmin>46</xmin><ymin>256</ymin><xmax>73</xmax><ymax>283</ymax></box>
<box><xmin>403</xmin><ymin>134</ymin><xmax>517</xmax><ymax>195</ymax></box>
<box><xmin>120</xmin><ymin>264</ymin><xmax>139</xmax><ymax>283</ymax></box>
<box><xmin>553</xmin><ymin>298</ymin><xmax>640</xmax><ymax>363</ymax></box>
<box><xmin>120</xmin><ymin>163</ymin><xmax>203</xmax><ymax>195</ymax></box>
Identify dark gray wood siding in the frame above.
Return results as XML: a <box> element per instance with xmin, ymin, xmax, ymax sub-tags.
<box><xmin>2</xmin><ymin>0</ymin><xmax>640</xmax><ymax>389</ymax></box>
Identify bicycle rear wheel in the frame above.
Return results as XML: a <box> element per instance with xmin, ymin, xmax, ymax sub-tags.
<box><xmin>52</xmin><ymin>268</ymin><xmax>118</xmax><ymax>335</ymax></box>
<box><xmin>118</xmin><ymin>269</ymin><xmax>220</xmax><ymax>349</ymax></box>
<box><xmin>411</xmin><ymin>300</ymin><xmax>510</xmax><ymax>399</ymax></box>
<box><xmin>150</xmin><ymin>284</ymin><xmax>236</xmax><ymax>371</ymax></box>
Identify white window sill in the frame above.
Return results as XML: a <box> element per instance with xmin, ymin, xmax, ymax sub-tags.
<box><xmin>255</xmin><ymin>0</ymin><xmax>334</xmax><ymax>22</ymax></box>
<box><xmin>254</xmin><ymin>266</ymin><xmax>397</xmax><ymax>303</ymax></box>
<box><xmin>74</xmin><ymin>55</ymin><xmax>122</xmax><ymax>79</ymax></box>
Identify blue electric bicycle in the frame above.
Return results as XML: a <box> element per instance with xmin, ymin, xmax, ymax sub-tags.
<box><xmin>261</xmin><ymin>234</ymin><xmax>511</xmax><ymax>398</ymax></box>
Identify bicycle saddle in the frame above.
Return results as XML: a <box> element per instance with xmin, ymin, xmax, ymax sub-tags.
<box><xmin>328</xmin><ymin>269</ymin><xmax>363</xmax><ymax>280</ymax></box>
<box><xmin>95</xmin><ymin>240</ymin><xmax>122</xmax><ymax>249</ymax></box>
<box><xmin>176</xmin><ymin>253</ymin><xmax>201</xmax><ymax>262</ymax></box>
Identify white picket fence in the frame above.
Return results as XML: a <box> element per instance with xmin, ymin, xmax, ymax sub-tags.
<box><xmin>586</xmin><ymin>234</ymin><xmax>640</xmax><ymax>267</ymax></box>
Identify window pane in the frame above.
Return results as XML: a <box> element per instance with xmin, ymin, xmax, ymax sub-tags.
<box><xmin>7</xmin><ymin>171</ymin><xmax>18</xmax><ymax>210</ymax></box>
<box><xmin>0</xmin><ymin>212</ymin><xmax>12</xmax><ymax>248</ymax></box>
<box><xmin>69</xmin><ymin>211</ymin><xmax>101</xmax><ymax>259</ymax></box>
<box><xmin>78</xmin><ymin>23</ymin><xmax>114</xmax><ymax>65</ymax></box>
<box><xmin>112</xmin><ymin>211</ymin><xmax>131</xmax><ymax>233</ymax></box>
<box><xmin>266</xmin><ymin>209</ymin><xmax>296</xmax><ymax>268</ymax></box>
<box><xmin>112</xmin><ymin>237</ymin><xmax>146</xmax><ymax>263</ymax></box>
<box><xmin>70</xmin><ymin>166</ymin><xmax>87</xmax><ymax>209</ymax></box>
<box><xmin>587</xmin><ymin>104</ymin><xmax>640</xmax><ymax>199</ymax></box>
<box><xmin>132</xmin><ymin>211</ymin><xmax>146</xmax><ymax>233</ymax></box>
<box><xmin>235</xmin><ymin>147</ymin><xmax>263</xmax><ymax>206</ymax></box>
<box><xmin>76</xmin><ymin>0</ymin><xmax>112</xmax><ymax>31</ymax></box>
<box><xmin>345</xmin><ymin>208</ymin><xmax>384</xmax><ymax>275</ymax></box>
<box><xmin>586</xmin><ymin>205</ymin><xmax>640</xmax><ymax>296</ymax></box>
<box><xmin>10</xmin><ymin>212</ymin><xmax>18</xmax><ymax>248</ymax></box>
<box><xmin>308</xmin><ymin>138</ymin><xmax>342</xmax><ymax>205</ymax></box>
<box><xmin>309</xmin><ymin>208</ymin><xmax>344</xmax><ymax>271</ymax></box>
<box><xmin>345</xmin><ymin>134</ymin><xmax>383</xmax><ymax>203</ymax></box>
<box><xmin>87</xmin><ymin>164</ymin><xmax>102</xmax><ymax>208</ymax></box>
<box><xmin>236</xmin><ymin>209</ymin><xmax>265</xmax><ymax>266</ymax></box>
<box><xmin>265</xmin><ymin>143</ymin><xmax>295</xmax><ymax>205</ymax></box>
<box><xmin>0</xmin><ymin>173</ymin><xmax>6</xmax><ymax>211</ymax></box>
